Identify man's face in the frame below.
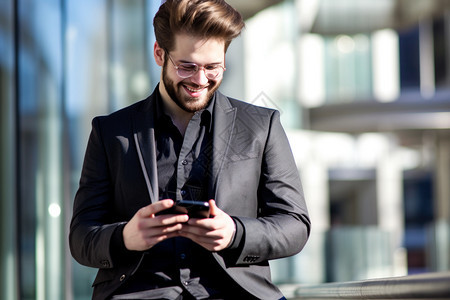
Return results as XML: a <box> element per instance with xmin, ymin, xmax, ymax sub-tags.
<box><xmin>159</xmin><ymin>34</ymin><xmax>226</xmax><ymax>113</ymax></box>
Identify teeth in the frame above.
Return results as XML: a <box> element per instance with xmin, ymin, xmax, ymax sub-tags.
<box><xmin>186</xmin><ymin>86</ymin><xmax>204</xmax><ymax>93</ymax></box>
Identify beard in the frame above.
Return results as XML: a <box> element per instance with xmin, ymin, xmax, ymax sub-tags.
<box><xmin>162</xmin><ymin>63</ymin><xmax>221</xmax><ymax>113</ymax></box>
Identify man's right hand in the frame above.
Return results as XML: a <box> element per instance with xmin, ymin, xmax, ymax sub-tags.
<box><xmin>122</xmin><ymin>199</ymin><xmax>189</xmax><ymax>251</ymax></box>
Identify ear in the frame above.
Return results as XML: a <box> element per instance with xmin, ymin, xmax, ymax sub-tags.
<box><xmin>154</xmin><ymin>41</ymin><xmax>165</xmax><ymax>67</ymax></box>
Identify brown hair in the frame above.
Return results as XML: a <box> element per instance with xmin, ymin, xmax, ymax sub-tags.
<box><xmin>153</xmin><ymin>0</ymin><xmax>245</xmax><ymax>52</ymax></box>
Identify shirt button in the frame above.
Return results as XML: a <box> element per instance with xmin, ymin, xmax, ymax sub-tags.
<box><xmin>180</xmin><ymin>253</ymin><xmax>186</xmax><ymax>260</ymax></box>
<box><xmin>100</xmin><ymin>260</ymin><xmax>110</xmax><ymax>268</ymax></box>
<box><xmin>183</xmin><ymin>281</ymin><xmax>189</xmax><ymax>286</ymax></box>
<box><xmin>181</xmin><ymin>159</ymin><xmax>188</xmax><ymax>165</ymax></box>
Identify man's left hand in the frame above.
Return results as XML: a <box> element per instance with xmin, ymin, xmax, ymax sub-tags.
<box><xmin>178</xmin><ymin>200</ymin><xmax>236</xmax><ymax>251</ymax></box>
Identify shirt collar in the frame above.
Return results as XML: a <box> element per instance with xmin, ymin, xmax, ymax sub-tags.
<box><xmin>155</xmin><ymin>89</ymin><xmax>215</xmax><ymax>132</ymax></box>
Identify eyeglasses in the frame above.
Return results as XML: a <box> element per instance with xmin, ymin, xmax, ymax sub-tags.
<box><xmin>165</xmin><ymin>51</ymin><xmax>226</xmax><ymax>80</ymax></box>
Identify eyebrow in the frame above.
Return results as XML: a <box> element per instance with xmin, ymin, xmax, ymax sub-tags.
<box><xmin>177</xmin><ymin>59</ymin><xmax>223</xmax><ymax>66</ymax></box>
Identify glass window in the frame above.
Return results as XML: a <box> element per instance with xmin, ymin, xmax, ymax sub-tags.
<box><xmin>0</xmin><ymin>0</ymin><xmax>18</xmax><ymax>299</ymax></box>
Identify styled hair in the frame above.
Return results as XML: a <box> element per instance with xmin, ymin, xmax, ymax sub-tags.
<box><xmin>153</xmin><ymin>0</ymin><xmax>245</xmax><ymax>52</ymax></box>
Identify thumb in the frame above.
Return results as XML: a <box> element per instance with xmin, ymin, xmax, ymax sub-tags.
<box><xmin>208</xmin><ymin>199</ymin><xmax>218</xmax><ymax>217</ymax></box>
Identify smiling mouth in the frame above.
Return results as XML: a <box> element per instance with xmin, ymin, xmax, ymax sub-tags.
<box><xmin>184</xmin><ymin>85</ymin><xmax>206</xmax><ymax>93</ymax></box>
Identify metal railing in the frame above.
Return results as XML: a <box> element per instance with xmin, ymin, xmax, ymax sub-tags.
<box><xmin>293</xmin><ymin>272</ymin><xmax>450</xmax><ymax>299</ymax></box>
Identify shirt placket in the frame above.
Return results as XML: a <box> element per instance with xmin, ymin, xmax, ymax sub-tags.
<box><xmin>176</xmin><ymin>113</ymin><xmax>201</xmax><ymax>199</ymax></box>
<box><xmin>174</xmin><ymin>113</ymin><xmax>211</xmax><ymax>298</ymax></box>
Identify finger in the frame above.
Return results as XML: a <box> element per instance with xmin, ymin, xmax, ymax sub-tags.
<box><xmin>139</xmin><ymin>199</ymin><xmax>175</xmax><ymax>217</ymax></box>
<box><xmin>183</xmin><ymin>233</ymin><xmax>223</xmax><ymax>251</ymax></box>
<box><xmin>149</xmin><ymin>223</ymin><xmax>184</xmax><ymax>236</ymax></box>
<box><xmin>136</xmin><ymin>227</ymin><xmax>183</xmax><ymax>251</ymax></box>
<box><xmin>158</xmin><ymin>214</ymin><xmax>189</xmax><ymax>225</ymax></box>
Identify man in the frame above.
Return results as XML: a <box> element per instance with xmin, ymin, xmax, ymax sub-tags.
<box><xmin>69</xmin><ymin>0</ymin><xmax>311</xmax><ymax>299</ymax></box>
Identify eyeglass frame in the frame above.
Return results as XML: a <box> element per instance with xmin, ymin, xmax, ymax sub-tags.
<box><xmin>164</xmin><ymin>50</ymin><xmax>226</xmax><ymax>80</ymax></box>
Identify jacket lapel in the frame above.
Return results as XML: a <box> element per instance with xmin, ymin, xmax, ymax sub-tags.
<box><xmin>131</xmin><ymin>93</ymin><xmax>159</xmax><ymax>204</ymax></box>
<box><xmin>210</xmin><ymin>92</ymin><xmax>236</xmax><ymax>201</ymax></box>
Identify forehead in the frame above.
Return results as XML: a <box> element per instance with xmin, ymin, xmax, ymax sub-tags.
<box><xmin>172</xmin><ymin>33</ymin><xmax>225</xmax><ymax>63</ymax></box>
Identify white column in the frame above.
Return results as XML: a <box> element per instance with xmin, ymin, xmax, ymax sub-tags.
<box><xmin>436</xmin><ymin>138</ymin><xmax>450</xmax><ymax>222</ymax></box>
<box><xmin>377</xmin><ymin>152</ymin><xmax>404</xmax><ymax>239</ymax></box>
<box><xmin>290</xmin><ymin>159</ymin><xmax>329</xmax><ymax>284</ymax></box>
<box><xmin>432</xmin><ymin>138</ymin><xmax>450</xmax><ymax>271</ymax></box>
<box><xmin>376</xmin><ymin>143</ymin><xmax>407</xmax><ymax>276</ymax></box>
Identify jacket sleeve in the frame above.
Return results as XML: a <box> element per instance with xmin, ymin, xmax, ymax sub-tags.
<box><xmin>229</xmin><ymin>110</ymin><xmax>311</xmax><ymax>265</ymax></box>
<box><xmin>68</xmin><ymin>117</ymin><xmax>135</xmax><ymax>269</ymax></box>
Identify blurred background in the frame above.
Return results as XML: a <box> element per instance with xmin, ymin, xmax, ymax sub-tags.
<box><xmin>1</xmin><ymin>0</ymin><xmax>450</xmax><ymax>299</ymax></box>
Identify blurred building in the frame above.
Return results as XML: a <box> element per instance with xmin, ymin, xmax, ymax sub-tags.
<box><xmin>1</xmin><ymin>0</ymin><xmax>449</xmax><ymax>299</ymax></box>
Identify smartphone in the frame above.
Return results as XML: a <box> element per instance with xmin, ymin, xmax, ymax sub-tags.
<box><xmin>159</xmin><ymin>200</ymin><xmax>210</xmax><ymax>218</ymax></box>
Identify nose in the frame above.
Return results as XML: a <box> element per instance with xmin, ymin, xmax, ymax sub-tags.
<box><xmin>190</xmin><ymin>67</ymin><xmax>209</xmax><ymax>86</ymax></box>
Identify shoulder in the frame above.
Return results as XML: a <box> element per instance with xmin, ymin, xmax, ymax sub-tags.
<box><xmin>96</xmin><ymin>97</ymin><xmax>150</xmax><ymax>123</ymax></box>
<box><xmin>93</xmin><ymin>89</ymin><xmax>156</xmax><ymax>128</ymax></box>
<box><xmin>89</xmin><ymin>92</ymin><xmax>156</xmax><ymax>140</ymax></box>
<box><xmin>216</xmin><ymin>91</ymin><xmax>278</xmax><ymax>119</ymax></box>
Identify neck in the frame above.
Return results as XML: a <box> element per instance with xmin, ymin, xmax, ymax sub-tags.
<box><xmin>159</xmin><ymin>83</ymin><xmax>193</xmax><ymax>136</ymax></box>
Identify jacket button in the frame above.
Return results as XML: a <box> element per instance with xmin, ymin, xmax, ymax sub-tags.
<box><xmin>244</xmin><ymin>255</ymin><xmax>259</xmax><ymax>263</ymax></box>
<box><xmin>120</xmin><ymin>274</ymin><xmax>126</xmax><ymax>281</ymax></box>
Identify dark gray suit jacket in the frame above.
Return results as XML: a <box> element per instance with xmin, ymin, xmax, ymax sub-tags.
<box><xmin>69</xmin><ymin>88</ymin><xmax>311</xmax><ymax>300</ymax></box>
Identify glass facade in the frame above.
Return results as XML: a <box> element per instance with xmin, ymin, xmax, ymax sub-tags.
<box><xmin>1</xmin><ymin>0</ymin><xmax>450</xmax><ymax>299</ymax></box>
<box><xmin>0</xmin><ymin>1</ymin><xmax>246</xmax><ymax>298</ymax></box>
<box><xmin>1</xmin><ymin>0</ymin><xmax>18</xmax><ymax>299</ymax></box>
<box><xmin>1</xmin><ymin>1</ymin><xmax>163</xmax><ymax>299</ymax></box>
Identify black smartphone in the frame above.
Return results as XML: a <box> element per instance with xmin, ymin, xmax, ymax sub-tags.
<box><xmin>159</xmin><ymin>200</ymin><xmax>210</xmax><ymax>218</ymax></box>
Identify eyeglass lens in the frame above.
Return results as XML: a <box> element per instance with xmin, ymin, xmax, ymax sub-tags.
<box><xmin>177</xmin><ymin>64</ymin><xmax>223</xmax><ymax>79</ymax></box>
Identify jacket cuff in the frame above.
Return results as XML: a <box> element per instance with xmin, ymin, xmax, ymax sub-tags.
<box><xmin>110</xmin><ymin>223</ymin><xmax>129</xmax><ymax>261</ymax></box>
<box><xmin>227</xmin><ymin>217</ymin><xmax>244</xmax><ymax>250</ymax></box>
